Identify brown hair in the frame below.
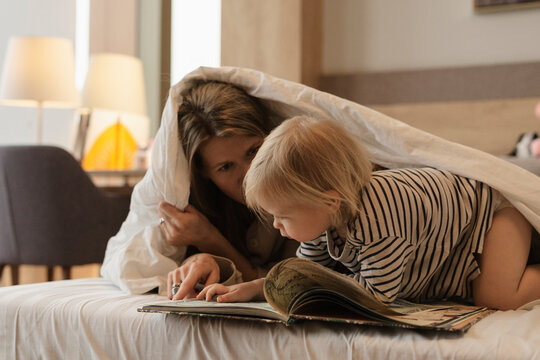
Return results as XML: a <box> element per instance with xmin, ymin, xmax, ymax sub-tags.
<box><xmin>177</xmin><ymin>79</ymin><xmax>276</xmax><ymax>256</ymax></box>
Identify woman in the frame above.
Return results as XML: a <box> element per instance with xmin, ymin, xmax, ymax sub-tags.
<box><xmin>158</xmin><ymin>79</ymin><xmax>298</xmax><ymax>299</ymax></box>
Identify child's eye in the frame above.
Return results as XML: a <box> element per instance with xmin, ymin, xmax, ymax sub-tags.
<box><xmin>218</xmin><ymin>163</ymin><xmax>232</xmax><ymax>172</ymax></box>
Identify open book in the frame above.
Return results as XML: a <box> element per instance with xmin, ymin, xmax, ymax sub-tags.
<box><xmin>138</xmin><ymin>258</ymin><xmax>494</xmax><ymax>332</ymax></box>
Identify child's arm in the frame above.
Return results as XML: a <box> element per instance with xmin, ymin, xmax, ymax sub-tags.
<box><xmin>196</xmin><ymin>278</ymin><xmax>265</xmax><ymax>303</ymax></box>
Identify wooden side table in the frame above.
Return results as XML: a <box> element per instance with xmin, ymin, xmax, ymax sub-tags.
<box><xmin>86</xmin><ymin>169</ymin><xmax>147</xmax><ymax>194</ymax></box>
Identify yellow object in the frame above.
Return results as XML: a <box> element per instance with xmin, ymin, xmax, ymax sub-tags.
<box><xmin>82</xmin><ymin>122</ymin><xmax>137</xmax><ymax>170</ymax></box>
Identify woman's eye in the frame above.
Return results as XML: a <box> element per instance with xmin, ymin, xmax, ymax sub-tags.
<box><xmin>218</xmin><ymin>163</ymin><xmax>232</xmax><ymax>172</ymax></box>
<box><xmin>247</xmin><ymin>146</ymin><xmax>260</xmax><ymax>157</ymax></box>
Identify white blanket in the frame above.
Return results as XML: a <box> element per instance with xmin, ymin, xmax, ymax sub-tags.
<box><xmin>101</xmin><ymin>66</ymin><xmax>540</xmax><ymax>295</ymax></box>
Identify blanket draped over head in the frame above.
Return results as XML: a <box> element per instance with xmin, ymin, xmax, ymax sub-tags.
<box><xmin>100</xmin><ymin>66</ymin><xmax>540</xmax><ymax>295</ymax></box>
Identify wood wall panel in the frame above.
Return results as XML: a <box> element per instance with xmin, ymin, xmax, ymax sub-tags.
<box><xmin>221</xmin><ymin>0</ymin><xmax>321</xmax><ymax>87</ymax></box>
<box><xmin>319</xmin><ymin>62</ymin><xmax>540</xmax><ymax>156</ymax></box>
<box><xmin>371</xmin><ymin>97</ymin><xmax>540</xmax><ymax>156</ymax></box>
<box><xmin>89</xmin><ymin>0</ymin><xmax>137</xmax><ymax>56</ymax></box>
<box><xmin>320</xmin><ymin>62</ymin><xmax>540</xmax><ymax>105</ymax></box>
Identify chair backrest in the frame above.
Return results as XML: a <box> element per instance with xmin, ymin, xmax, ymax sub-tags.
<box><xmin>0</xmin><ymin>145</ymin><xmax>130</xmax><ymax>266</ymax></box>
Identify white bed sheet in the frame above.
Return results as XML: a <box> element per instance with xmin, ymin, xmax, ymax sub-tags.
<box><xmin>1</xmin><ymin>279</ymin><xmax>539</xmax><ymax>360</ymax></box>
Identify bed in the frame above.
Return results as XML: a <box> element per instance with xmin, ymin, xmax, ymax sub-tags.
<box><xmin>2</xmin><ymin>66</ymin><xmax>540</xmax><ymax>359</ymax></box>
<box><xmin>1</xmin><ymin>278</ymin><xmax>539</xmax><ymax>359</ymax></box>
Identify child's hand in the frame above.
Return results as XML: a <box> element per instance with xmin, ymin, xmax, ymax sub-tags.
<box><xmin>196</xmin><ymin>278</ymin><xmax>265</xmax><ymax>303</ymax></box>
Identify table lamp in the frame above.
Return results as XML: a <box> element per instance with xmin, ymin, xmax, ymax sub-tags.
<box><xmin>79</xmin><ymin>53</ymin><xmax>148</xmax><ymax>170</ymax></box>
<box><xmin>0</xmin><ymin>36</ymin><xmax>78</xmax><ymax>143</ymax></box>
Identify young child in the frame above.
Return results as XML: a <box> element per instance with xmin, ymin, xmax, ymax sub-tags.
<box><xmin>197</xmin><ymin>115</ymin><xmax>540</xmax><ymax>310</ymax></box>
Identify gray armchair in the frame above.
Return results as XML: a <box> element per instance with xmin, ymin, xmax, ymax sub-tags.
<box><xmin>0</xmin><ymin>146</ymin><xmax>131</xmax><ymax>284</ymax></box>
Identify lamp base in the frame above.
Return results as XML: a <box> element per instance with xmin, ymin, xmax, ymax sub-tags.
<box><xmin>73</xmin><ymin>110</ymin><xmax>91</xmax><ymax>162</ymax></box>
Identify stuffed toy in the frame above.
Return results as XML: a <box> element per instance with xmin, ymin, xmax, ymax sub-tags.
<box><xmin>510</xmin><ymin>102</ymin><xmax>540</xmax><ymax>157</ymax></box>
<box><xmin>510</xmin><ymin>132</ymin><xmax>538</xmax><ymax>157</ymax></box>
<box><xmin>533</xmin><ymin>103</ymin><xmax>540</xmax><ymax>157</ymax></box>
<box><xmin>531</xmin><ymin>137</ymin><xmax>540</xmax><ymax>157</ymax></box>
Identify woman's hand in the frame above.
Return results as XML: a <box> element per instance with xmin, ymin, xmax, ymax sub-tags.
<box><xmin>168</xmin><ymin>253</ymin><xmax>220</xmax><ymax>300</ymax></box>
<box><xmin>158</xmin><ymin>201</ymin><xmax>259</xmax><ymax>282</ymax></box>
<box><xmin>158</xmin><ymin>201</ymin><xmax>225</xmax><ymax>251</ymax></box>
<box><xmin>196</xmin><ymin>278</ymin><xmax>265</xmax><ymax>303</ymax></box>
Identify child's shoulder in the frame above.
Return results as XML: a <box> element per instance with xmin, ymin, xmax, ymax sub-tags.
<box><xmin>372</xmin><ymin>167</ymin><xmax>451</xmax><ymax>178</ymax></box>
<box><xmin>370</xmin><ymin>167</ymin><xmax>463</xmax><ymax>188</ymax></box>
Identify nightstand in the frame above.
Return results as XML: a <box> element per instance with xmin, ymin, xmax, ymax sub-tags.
<box><xmin>86</xmin><ymin>169</ymin><xmax>147</xmax><ymax>194</ymax></box>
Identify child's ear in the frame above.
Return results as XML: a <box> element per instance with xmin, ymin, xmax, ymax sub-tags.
<box><xmin>324</xmin><ymin>190</ymin><xmax>341</xmax><ymax>213</ymax></box>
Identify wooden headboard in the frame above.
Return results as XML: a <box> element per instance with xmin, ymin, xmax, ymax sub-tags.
<box><xmin>320</xmin><ymin>62</ymin><xmax>540</xmax><ymax>155</ymax></box>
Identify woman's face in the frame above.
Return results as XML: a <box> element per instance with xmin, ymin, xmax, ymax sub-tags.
<box><xmin>199</xmin><ymin>135</ymin><xmax>264</xmax><ymax>205</ymax></box>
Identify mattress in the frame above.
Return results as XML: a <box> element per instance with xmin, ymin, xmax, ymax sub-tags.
<box><xmin>1</xmin><ymin>278</ymin><xmax>539</xmax><ymax>359</ymax></box>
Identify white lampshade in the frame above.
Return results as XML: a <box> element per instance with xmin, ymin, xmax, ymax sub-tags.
<box><xmin>0</xmin><ymin>36</ymin><xmax>78</xmax><ymax>106</ymax></box>
<box><xmin>82</xmin><ymin>53</ymin><xmax>147</xmax><ymax>116</ymax></box>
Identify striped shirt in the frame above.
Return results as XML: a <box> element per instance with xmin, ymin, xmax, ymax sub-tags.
<box><xmin>297</xmin><ymin>168</ymin><xmax>495</xmax><ymax>303</ymax></box>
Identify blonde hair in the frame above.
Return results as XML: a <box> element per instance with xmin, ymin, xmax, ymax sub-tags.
<box><xmin>244</xmin><ymin>115</ymin><xmax>373</xmax><ymax>226</ymax></box>
<box><xmin>177</xmin><ymin>80</ymin><xmax>277</xmax><ymax>255</ymax></box>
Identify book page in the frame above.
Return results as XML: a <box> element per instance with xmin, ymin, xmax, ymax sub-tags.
<box><xmin>138</xmin><ymin>299</ymin><xmax>287</xmax><ymax>322</ymax></box>
<box><xmin>264</xmin><ymin>258</ymin><xmax>398</xmax><ymax>316</ymax></box>
<box><xmin>385</xmin><ymin>300</ymin><xmax>494</xmax><ymax>329</ymax></box>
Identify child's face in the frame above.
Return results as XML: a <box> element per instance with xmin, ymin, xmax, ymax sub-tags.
<box><xmin>262</xmin><ymin>200</ymin><xmax>336</xmax><ymax>242</ymax></box>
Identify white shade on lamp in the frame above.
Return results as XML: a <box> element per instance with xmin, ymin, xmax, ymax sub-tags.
<box><xmin>0</xmin><ymin>36</ymin><xmax>78</xmax><ymax>143</ymax></box>
<box><xmin>79</xmin><ymin>53</ymin><xmax>148</xmax><ymax>170</ymax></box>
<box><xmin>82</xmin><ymin>53</ymin><xmax>147</xmax><ymax>116</ymax></box>
<box><xmin>0</xmin><ymin>36</ymin><xmax>78</xmax><ymax>106</ymax></box>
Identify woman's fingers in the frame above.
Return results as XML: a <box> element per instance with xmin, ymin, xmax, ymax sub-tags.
<box><xmin>158</xmin><ymin>201</ymin><xmax>198</xmax><ymax>247</ymax></box>
<box><xmin>204</xmin><ymin>268</ymin><xmax>220</xmax><ymax>287</ymax></box>
<box><xmin>168</xmin><ymin>254</ymin><xmax>221</xmax><ymax>300</ymax></box>
<box><xmin>196</xmin><ymin>287</ymin><xmax>208</xmax><ymax>300</ymax></box>
<box><xmin>159</xmin><ymin>218</ymin><xmax>171</xmax><ymax>244</ymax></box>
<box><xmin>157</xmin><ymin>205</ymin><xmax>185</xmax><ymax>246</ymax></box>
<box><xmin>167</xmin><ymin>271</ymin><xmax>174</xmax><ymax>299</ymax></box>
<box><xmin>157</xmin><ymin>201</ymin><xmax>174</xmax><ymax>222</ymax></box>
<box><xmin>167</xmin><ymin>268</ymin><xmax>184</xmax><ymax>300</ymax></box>
<box><xmin>159</xmin><ymin>200</ymin><xmax>177</xmax><ymax>214</ymax></box>
<box><xmin>172</xmin><ymin>265</ymin><xmax>202</xmax><ymax>300</ymax></box>
<box><xmin>171</xmin><ymin>281</ymin><xmax>193</xmax><ymax>300</ymax></box>
<box><xmin>159</xmin><ymin>201</ymin><xmax>188</xmax><ymax>230</ymax></box>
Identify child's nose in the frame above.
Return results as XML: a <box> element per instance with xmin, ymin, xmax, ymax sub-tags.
<box><xmin>272</xmin><ymin>218</ymin><xmax>282</xmax><ymax>229</ymax></box>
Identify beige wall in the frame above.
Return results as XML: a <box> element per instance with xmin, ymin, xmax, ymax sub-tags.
<box><xmin>0</xmin><ymin>0</ymin><xmax>76</xmax><ymax>73</ymax></box>
<box><xmin>320</xmin><ymin>1</ymin><xmax>540</xmax><ymax>157</ymax></box>
<box><xmin>138</xmin><ymin>0</ymin><xmax>164</xmax><ymax>135</ymax></box>
<box><xmin>221</xmin><ymin>0</ymin><xmax>321</xmax><ymax>87</ymax></box>
<box><xmin>372</xmin><ymin>97</ymin><xmax>540</xmax><ymax>156</ymax></box>
<box><xmin>91</xmin><ymin>0</ymin><xmax>165</xmax><ymax>135</ymax></box>
<box><xmin>89</xmin><ymin>0</ymin><xmax>137</xmax><ymax>56</ymax></box>
<box><xmin>323</xmin><ymin>0</ymin><xmax>540</xmax><ymax>74</ymax></box>
<box><xmin>222</xmin><ymin>0</ymin><xmax>301</xmax><ymax>82</ymax></box>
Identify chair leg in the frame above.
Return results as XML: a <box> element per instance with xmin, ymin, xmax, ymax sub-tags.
<box><xmin>11</xmin><ymin>265</ymin><xmax>19</xmax><ymax>285</ymax></box>
<box><xmin>0</xmin><ymin>264</ymin><xmax>4</xmax><ymax>283</ymax></box>
<box><xmin>62</xmin><ymin>266</ymin><xmax>71</xmax><ymax>280</ymax></box>
<box><xmin>47</xmin><ymin>266</ymin><xmax>54</xmax><ymax>281</ymax></box>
